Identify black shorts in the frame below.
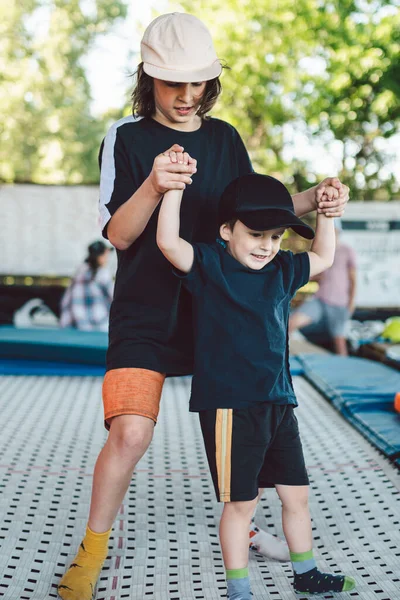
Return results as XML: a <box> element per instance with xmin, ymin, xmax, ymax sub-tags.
<box><xmin>199</xmin><ymin>403</ymin><xmax>309</xmax><ymax>502</ymax></box>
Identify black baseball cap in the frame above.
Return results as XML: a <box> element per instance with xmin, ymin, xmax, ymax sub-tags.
<box><xmin>218</xmin><ymin>173</ymin><xmax>315</xmax><ymax>240</ymax></box>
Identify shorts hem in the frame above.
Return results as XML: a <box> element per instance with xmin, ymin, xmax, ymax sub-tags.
<box><xmin>219</xmin><ymin>491</ymin><xmax>259</xmax><ymax>503</ymax></box>
<box><xmin>104</xmin><ymin>410</ymin><xmax>158</xmax><ymax>431</ymax></box>
<box><xmin>106</xmin><ymin>360</ymin><xmax>192</xmax><ymax>377</ymax></box>
<box><xmin>259</xmin><ymin>479</ymin><xmax>310</xmax><ymax>487</ymax></box>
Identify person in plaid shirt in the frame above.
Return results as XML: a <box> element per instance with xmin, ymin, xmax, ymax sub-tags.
<box><xmin>60</xmin><ymin>241</ymin><xmax>114</xmax><ymax>332</ymax></box>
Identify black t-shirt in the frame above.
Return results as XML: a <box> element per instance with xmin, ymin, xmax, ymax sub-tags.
<box><xmin>176</xmin><ymin>242</ymin><xmax>310</xmax><ymax>411</ymax></box>
<box><xmin>99</xmin><ymin>116</ymin><xmax>253</xmax><ymax>374</ymax></box>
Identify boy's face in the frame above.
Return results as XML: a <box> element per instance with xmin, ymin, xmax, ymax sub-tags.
<box><xmin>220</xmin><ymin>220</ymin><xmax>285</xmax><ymax>270</ymax></box>
<box><xmin>153</xmin><ymin>79</ymin><xmax>207</xmax><ymax>130</ymax></box>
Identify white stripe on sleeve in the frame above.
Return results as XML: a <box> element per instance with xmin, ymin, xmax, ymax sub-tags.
<box><xmin>99</xmin><ymin>115</ymin><xmax>142</xmax><ymax>231</ymax></box>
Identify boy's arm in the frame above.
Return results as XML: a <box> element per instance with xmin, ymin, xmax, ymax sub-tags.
<box><xmin>293</xmin><ymin>177</ymin><xmax>348</xmax><ymax>218</ymax></box>
<box><xmin>156</xmin><ymin>189</ymin><xmax>194</xmax><ymax>273</ymax></box>
<box><xmin>307</xmin><ymin>213</ymin><xmax>336</xmax><ymax>278</ymax></box>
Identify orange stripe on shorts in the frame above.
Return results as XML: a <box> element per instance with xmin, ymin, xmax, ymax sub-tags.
<box><xmin>215</xmin><ymin>408</ymin><xmax>233</xmax><ymax>502</ymax></box>
<box><xmin>102</xmin><ymin>368</ymin><xmax>165</xmax><ymax>429</ymax></box>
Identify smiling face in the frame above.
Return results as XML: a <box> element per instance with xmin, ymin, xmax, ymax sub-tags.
<box><xmin>220</xmin><ymin>220</ymin><xmax>286</xmax><ymax>270</ymax></box>
<box><xmin>152</xmin><ymin>79</ymin><xmax>207</xmax><ymax>131</ymax></box>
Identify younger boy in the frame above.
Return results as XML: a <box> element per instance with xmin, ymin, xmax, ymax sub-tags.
<box><xmin>157</xmin><ymin>168</ymin><xmax>356</xmax><ymax>599</ymax></box>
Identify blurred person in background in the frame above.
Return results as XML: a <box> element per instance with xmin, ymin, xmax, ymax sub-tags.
<box><xmin>289</xmin><ymin>219</ymin><xmax>356</xmax><ymax>355</ymax></box>
<box><xmin>60</xmin><ymin>240</ymin><xmax>114</xmax><ymax>332</ymax></box>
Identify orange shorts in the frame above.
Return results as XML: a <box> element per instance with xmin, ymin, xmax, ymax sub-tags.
<box><xmin>102</xmin><ymin>368</ymin><xmax>166</xmax><ymax>430</ymax></box>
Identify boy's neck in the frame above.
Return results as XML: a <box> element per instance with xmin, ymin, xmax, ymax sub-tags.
<box><xmin>152</xmin><ymin>111</ymin><xmax>203</xmax><ymax>132</ymax></box>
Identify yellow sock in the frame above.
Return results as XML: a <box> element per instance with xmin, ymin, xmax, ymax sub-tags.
<box><xmin>58</xmin><ymin>526</ymin><xmax>111</xmax><ymax>600</ymax></box>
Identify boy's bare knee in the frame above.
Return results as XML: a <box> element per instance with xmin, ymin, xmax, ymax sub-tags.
<box><xmin>277</xmin><ymin>485</ymin><xmax>309</xmax><ymax>512</ymax></box>
<box><xmin>224</xmin><ymin>497</ymin><xmax>258</xmax><ymax>518</ymax></box>
<box><xmin>108</xmin><ymin>415</ymin><xmax>154</xmax><ymax>459</ymax></box>
<box><xmin>294</xmin><ymin>491</ymin><xmax>309</xmax><ymax>511</ymax></box>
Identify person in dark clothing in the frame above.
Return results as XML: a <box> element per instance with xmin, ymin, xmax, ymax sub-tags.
<box><xmin>58</xmin><ymin>13</ymin><xmax>350</xmax><ymax>600</ymax></box>
<box><xmin>157</xmin><ymin>171</ymin><xmax>355</xmax><ymax>599</ymax></box>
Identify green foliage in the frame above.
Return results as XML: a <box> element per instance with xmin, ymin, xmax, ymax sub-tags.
<box><xmin>0</xmin><ymin>0</ymin><xmax>127</xmax><ymax>184</ymax></box>
<box><xmin>303</xmin><ymin>1</ymin><xmax>400</xmax><ymax>199</ymax></box>
<box><xmin>171</xmin><ymin>0</ymin><xmax>400</xmax><ymax>199</ymax></box>
<box><xmin>1</xmin><ymin>0</ymin><xmax>399</xmax><ymax>196</ymax></box>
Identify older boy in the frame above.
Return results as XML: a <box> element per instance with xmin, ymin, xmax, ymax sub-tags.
<box><xmin>157</xmin><ymin>171</ymin><xmax>356</xmax><ymax>599</ymax></box>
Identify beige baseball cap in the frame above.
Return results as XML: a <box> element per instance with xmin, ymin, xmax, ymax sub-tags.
<box><xmin>141</xmin><ymin>13</ymin><xmax>222</xmax><ymax>83</ymax></box>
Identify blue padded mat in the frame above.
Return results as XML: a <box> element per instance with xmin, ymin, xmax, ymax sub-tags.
<box><xmin>345</xmin><ymin>406</ymin><xmax>400</xmax><ymax>458</ymax></box>
<box><xmin>288</xmin><ymin>356</ymin><xmax>304</xmax><ymax>375</ymax></box>
<box><xmin>0</xmin><ymin>356</ymin><xmax>303</xmax><ymax>378</ymax></box>
<box><xmin>0</xmin><ymin>326</ymin><xmax>107</xmax><ymax>365</ymax></box>
<box><xmin>299</xmin><ymin>354</ymin><xmax>400</xmax><ymax>459</ymax></box>
<box><xmin>0</xmin><ymin>358</ymin><xmax>105</xmax><ymax>376</ymax></box>
<box><xmin>0</xmin><ymin>357</ymin><xmax>303</xmax><ymax>376</ymax></box>
<box><xmin>299</xmin><ymin>354</ymin><xmax>400</xmax><ymax>411</ymax></box>
<box><xmin>0</xmin><ymin>326</ymin><xmax>304</xmax><ymax>375</ymax></box>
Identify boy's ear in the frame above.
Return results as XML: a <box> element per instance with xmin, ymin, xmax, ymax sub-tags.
<box><xmin>219</xmin><ymin>223</ymin><xmax>231</xmax><ymax>242</ymax></box>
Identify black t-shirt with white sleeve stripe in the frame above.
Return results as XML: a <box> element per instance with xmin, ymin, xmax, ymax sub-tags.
<box><xmin>98</xmin><ymin>116</ymin><xmax>253</xmax><ymax>374</ymax></box>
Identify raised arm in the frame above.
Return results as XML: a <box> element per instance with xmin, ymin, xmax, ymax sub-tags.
<box><xmin>107</xmin><ymin>144</ymin><xmax>197</xmax><ymax>251</ymax></box>
<box><xmin>157</xmin><ymin>189</ymin><xmax>194</xmax><ymax>273</ymax></box>
<box><xmin>307</xmin><ymin>213</ymin><xmax>336</xmax><ymax>278</ymax></box>
<box><xmin>292</xmin><ymin>177</ymin><xmax>349</xmax><ymax>218</ymax></box>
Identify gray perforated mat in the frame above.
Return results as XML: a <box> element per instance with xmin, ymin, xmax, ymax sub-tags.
<box><xmin>0</xmin><ymin>374</ymin><xmax>399</xmax><ymax>600</ymax></box>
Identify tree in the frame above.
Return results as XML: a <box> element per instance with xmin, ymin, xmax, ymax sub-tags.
<box><xmin>302</xmin><ymin>1</ymin><xmax>400</xmax><ymax>200</ymax></box>
<box><xmin>171</xmin><ymin>0</ymin><xmax>400</xmax><ymax>199</ymax></box>
<box><xmin>0</xmin><ymin>0</ymin><xmax>127</xmax><ymax>184</ymax></box>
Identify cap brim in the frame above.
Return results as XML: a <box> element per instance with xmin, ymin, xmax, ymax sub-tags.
<box><xmin>238</xmin><ymin>209</ymin><xmax>315</xmax><ymax>240</ymax></box>
<box><xmin>143</xmin><ymin>59</ymin><xmax>222</xmax><ymax>82</ymax></box>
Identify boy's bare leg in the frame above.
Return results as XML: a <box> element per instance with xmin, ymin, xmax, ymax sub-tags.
<box><xmin>220</xmin><ymin>498</ymin><xmax>258</xmax><ymax>600</ymax></box>
<box><xmin>249</xmin><ymin>488</ymin><xmax>290</xmax><ymax>561</ymax></box>
<box><xmin>58</xmin><ymin>415</ymin><xmax>155</xmax><ymax>600</ymax></box>
<box><xmin>276</xmin><ymin>485</ymin><xmax>312</xmax><ymax>552</ymax></box>
<box><xmin>89</xmin><ymin>415</ymin><xmax>155</xmax><ymax>530</ymax></box>
<box><xmin>275</xmin><ymin>484</ymin><xmax>355</xmax><ymax>594</ymax></box>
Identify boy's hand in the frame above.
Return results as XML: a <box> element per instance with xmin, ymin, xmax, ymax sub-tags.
<box><xmin>319</xmin><ymin>185</ymin><xmax>339</xmax><ymax>205</ymax></box>
<box><xmin>149</xmin><ymin>144</ymin><xmax>197</xmax><ymax>195</ymax></box>
<box><xmin>167</xmin><ymin>148</ymin><xmax>197</xmax><ymax>171</ymax></box>
<box><xmin>315</xmin><ymin>177</ymin><xmax>349</xmax><ymax>217</ymax></box>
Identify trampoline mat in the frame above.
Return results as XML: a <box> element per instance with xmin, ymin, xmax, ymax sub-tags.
<box><xmin>0</xmin><ymin>375</ymin><xmax>399</xmax><ymax>600</ymax></box>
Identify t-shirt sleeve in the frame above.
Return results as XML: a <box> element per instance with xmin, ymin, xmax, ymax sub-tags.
<box><xmin>233</xmin><ymin>127</ymin><xmax>254</xmax><ymax>176</ymax></box>
<box><xmin>173</xmin><ymin>243</ymin><xmax>210</xmax><ymax>296</ymax></box>
<box><xmin>283</xmin><ymin>251</ymin><xmax>310</xmax><ymax>297</ymax></box>
<box><xmin>99</xmin><ymin>126</ymin><xmax>137</xmax><ymax>238</ymax></box>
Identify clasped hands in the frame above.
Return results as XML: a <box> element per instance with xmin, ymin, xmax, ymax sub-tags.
<box><xmin>149</xmin><ymin>143</ymin><xmax>349</xmax><ymax>217</ymax></box>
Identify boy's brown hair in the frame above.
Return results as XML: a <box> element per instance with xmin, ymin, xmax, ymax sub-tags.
<box><xmin>131</xmin><ymin>62</ymin><xmax>226</xmax><ymax>119</ymax></box>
